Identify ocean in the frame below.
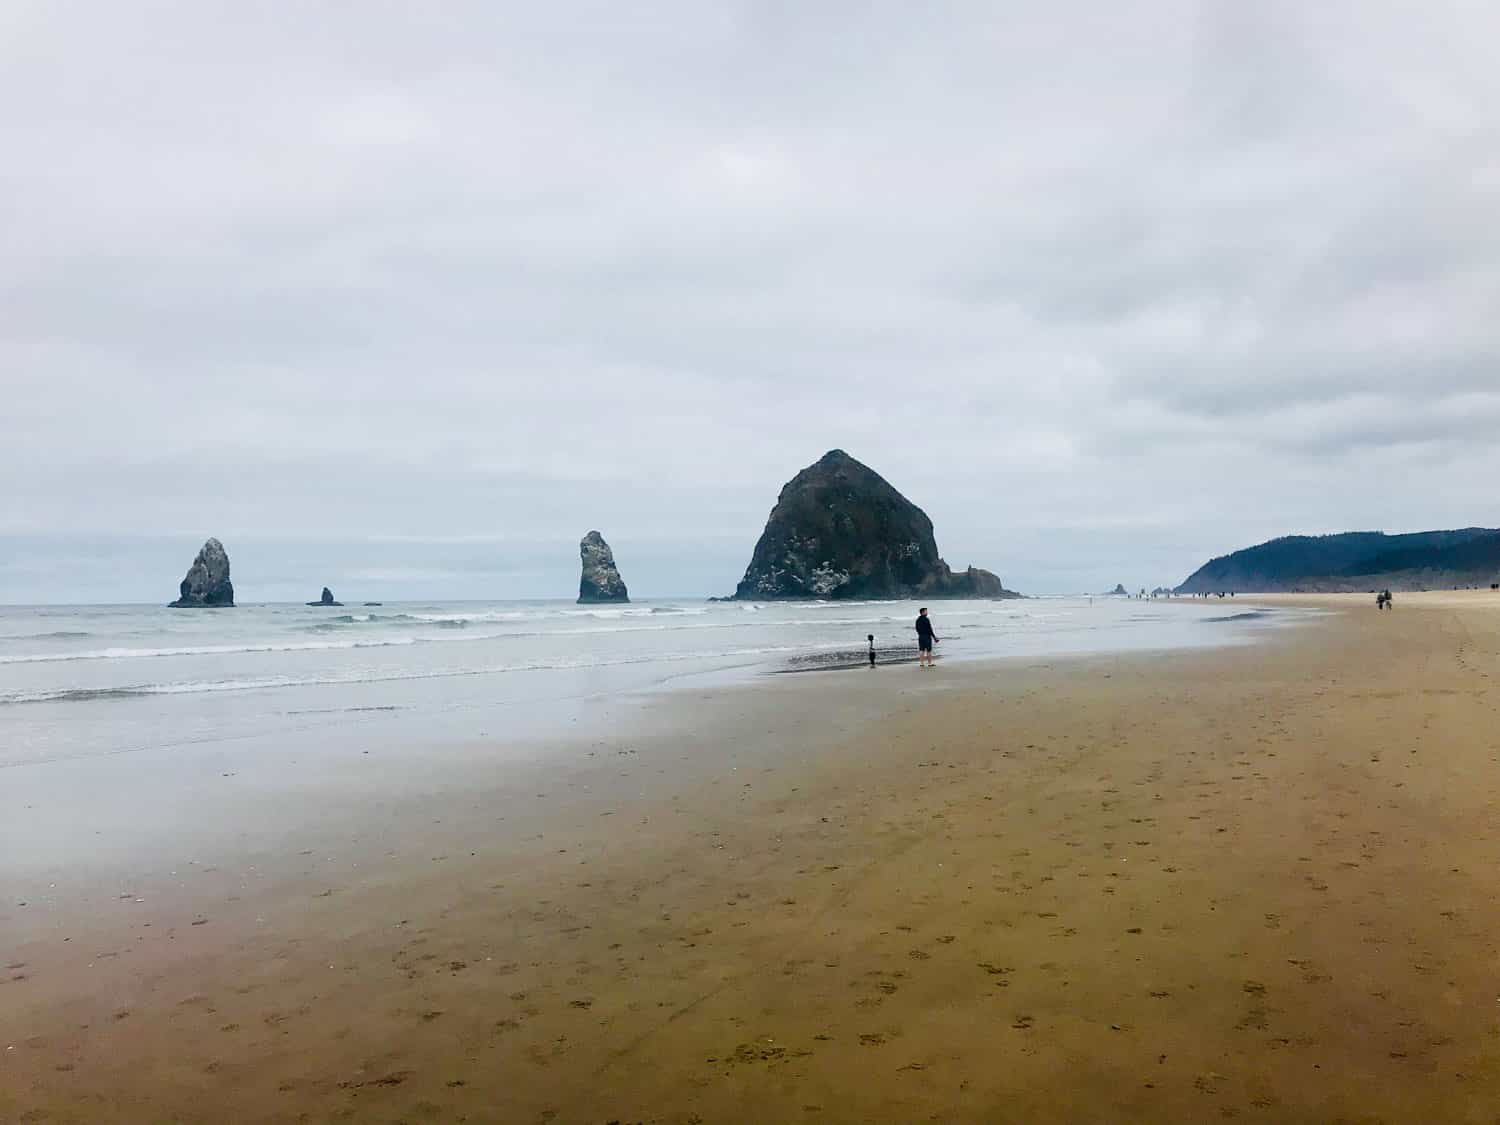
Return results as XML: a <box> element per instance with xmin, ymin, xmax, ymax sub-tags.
<box><xmin>1</xmin><ymin>596</ymin><xmax>1297</xmax><ymax>766</ymax></box>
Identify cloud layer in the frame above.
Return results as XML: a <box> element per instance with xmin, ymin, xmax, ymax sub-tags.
<box><xmin>4</xmin><ymin>1</ymin><xmax>1497</xmax><ymax>599</ymax></box>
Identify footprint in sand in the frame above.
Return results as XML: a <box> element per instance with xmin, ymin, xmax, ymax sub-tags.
<box><xmin>1235</xmin><ymin>1008</ymin><xmax>1269</xmax><ymax>1031</ymax></box>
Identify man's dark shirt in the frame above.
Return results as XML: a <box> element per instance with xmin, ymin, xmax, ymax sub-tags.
<box><xmin>915</xmin><ymin>615</ymin><xmax>936</xmax><ymax>641</ymax></box>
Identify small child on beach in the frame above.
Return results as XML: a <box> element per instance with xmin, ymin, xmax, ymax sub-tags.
<box><xmin>868</xmin><ymin>633</ymin><xmax>877</xmax><ymax>667</ymax></box>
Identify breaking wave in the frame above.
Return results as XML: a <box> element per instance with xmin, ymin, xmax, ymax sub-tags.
<box><xmin>0</xmin><ymin>612</ymin><xmax>931</xmax><ymax>666</ymax></box>
<box><xmin>0</xmin><ymin>642</ymin><xmax>832</xmax><ymax>706</ymax></box>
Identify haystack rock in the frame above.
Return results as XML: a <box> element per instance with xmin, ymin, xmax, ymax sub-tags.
<box><xmin>578</xmin><ymin>531</ymin><xmax>629</xmax><ymax>603</ymax></box>
<box><xmin>307</xmin><ymin>587</ymin><xmax>343</xmax><ymax>607</ymax></box>
<box><xmin>732</xmin><ymin>450</ymin><xmax>1020</xmax><ymax>600</ymax></box>
<box><xmin>169</xmin><ymin>538</ymin><xmax>235</xmax><ymax>607</ymax></box>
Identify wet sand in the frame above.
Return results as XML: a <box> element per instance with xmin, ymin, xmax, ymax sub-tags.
<box><xmin>5</xmin><ymin>593</ymin><xmax>1500</xmax><ymax>1122</ymax></box>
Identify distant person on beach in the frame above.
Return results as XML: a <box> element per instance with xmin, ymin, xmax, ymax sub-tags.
<box><xmin>868</xmin><ymin>633</ymin><xmax>877</xmax><ymax>668</ymax></box>
<box><xmin>915</xmin><ymin>608</ymin><xmax>938</xmax><ymax>668</ymax></box>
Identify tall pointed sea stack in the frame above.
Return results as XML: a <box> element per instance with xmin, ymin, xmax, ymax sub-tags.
<box><xmin>732</xmin><ymin>450</ymin><xmax>1018</xmax><ymax>600</ymax></box>
<box><xmin>169</xmin><ymin>538</ymin><xmax>235</xmax><ymax>607</ymax></box>
<box><xmin>578</xmin><ymin>531</ymin><xmax>629</xmax><ymax>603</ymax></box>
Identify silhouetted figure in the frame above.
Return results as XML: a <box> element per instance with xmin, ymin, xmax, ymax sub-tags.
<box><xmin>915</xmin><ymin>608</ymin><xmax>939</xmax><ymax>668</ymax></box>
<box><xmin>868</xmin><ymin>633</ymin><xmax>877</xmax><ymax>668</ymax></box>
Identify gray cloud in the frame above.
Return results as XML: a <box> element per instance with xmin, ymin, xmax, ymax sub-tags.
<box><xmin>4</xmin><ymin>1</ymin><xmax>1498</xmax><ymax>600</ymax></box>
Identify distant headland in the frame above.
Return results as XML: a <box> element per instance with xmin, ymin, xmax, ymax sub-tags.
<box><xmin>1177</xmin><ymin>528</ymin><xmax>1500</xmax><ymax>593</ymax></box>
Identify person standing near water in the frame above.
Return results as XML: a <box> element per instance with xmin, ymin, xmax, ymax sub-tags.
<box><xmin>915</xmin><ymin>607</ymin><xmax>938</xmax><ymax>668</ymax></box>
<box><xmin>868</xmin><ymin>633</ymin><xmax>877</xmax><ymax>668</ymax></box>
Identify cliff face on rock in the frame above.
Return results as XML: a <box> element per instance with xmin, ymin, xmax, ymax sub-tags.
<box><xmin>578</xmin><ymin>531</ymin><xmax>629</xmax><ymax>603</ymax></box>
<box><xmin>1176</xmin><ymin>528</ymin><xmax>1500</xmax><ymax>593</ymax></box>
<box><xmin>169</xmin><ymin>538</ymin><xmax>235</xmax><ymax>607</ymax></box>
<box><xmin>732</xmin><ymin>450</ymin><xmax>1019</xmax><ymax>600</ymax></box>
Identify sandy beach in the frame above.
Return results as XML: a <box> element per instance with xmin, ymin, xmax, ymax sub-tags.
<box><xmin>5</xmin><ymin>592</ymin><xmax>1500</xmax><ymax>1123</ymax></box>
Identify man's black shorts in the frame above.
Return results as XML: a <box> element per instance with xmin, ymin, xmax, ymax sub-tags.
<box><xmin>918</xmin><ymin>637</ymin><xmax>933</xmax><ymax>652</ymax></box>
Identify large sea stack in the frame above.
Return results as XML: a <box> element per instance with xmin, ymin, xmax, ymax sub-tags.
<box><xmin>732</xmin><ymin>450</ymin><xmax>1018</xmax><ymax>600</ymax></box>
<box><xmin>307</xmin><ymin>587</ymin><xmax>343</xmax><ymax>607</ymax></box>
<box><xmin>169</xmin><ymin>538</ymin><xmax>235</xmax><ymax>607</ymax></box>
<box><xmin>578</xmin><ymin>531</ymin><xmax>629</xmax><ymax>603</ymax></box>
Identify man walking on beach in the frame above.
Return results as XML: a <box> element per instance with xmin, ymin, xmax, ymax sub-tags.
<box><xmin>915</xmin><ymin>607</ymin><xmax>938</xmax><ymax>668</ymax></box>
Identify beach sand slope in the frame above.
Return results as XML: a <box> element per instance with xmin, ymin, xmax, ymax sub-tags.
<box><xmin>4</xmin><ymin>594</ymin><xmax>1500</xmax><ymax>1122</ymax></box>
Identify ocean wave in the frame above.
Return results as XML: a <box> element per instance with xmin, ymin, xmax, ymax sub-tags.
<box><xmin>300</xmin><ymin>613</ymin><xmax>434</xmax><ymax>631</ymax></box>
<box><xmin>399</xmin><ymin>604</ymin><xmax>711</xmax><ymax>624</ymax></box>
<box><xmin>0</xmin><ymin>642</ymin><xmax>835</xmax><ymax>706</ymax></box>
<box><xmin>0</xmin><ymin>612</ymin><xmax>935</xmax><ymax>665</ymax></box>
<box><xmin>0</xmin><ymin>637</ymin><xmax>422</xmax><ymax>664</ymax></box>
<box><xmin>1203</xmin><ymin>610</ymin><xmax>1273</xmax><ymax>622</ymax></box>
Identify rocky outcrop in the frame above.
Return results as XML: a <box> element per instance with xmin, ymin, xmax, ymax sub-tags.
<box><xmin>1107</xmin><ymin>584</ymin><xmax>1128</xmax><ymax>596</ymax></box>
<box><xmin>921</xmin><ymin>564</ymin><xmax>1012</xmax><ymax>598</ymax></box>
<box><xmin>169</xmin><ymin>538</ymin><xmax>235</xmax><ymax>607</ymax></box>
<box><xmin>732</xmin><ymin>450</ymin><xmax>1020</xmax><ymax>600</ymax></box>
<box><xmin>307</xmin><ymin>587</ymin><xmax>343</xmax><ymax>607</ymax></box>
<box><xmin>578</xmin><ymin>531</ymin><xmax>629</xmax><ymax>603</ymax></box>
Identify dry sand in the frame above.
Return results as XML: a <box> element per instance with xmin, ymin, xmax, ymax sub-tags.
<box><xmin>4</xmin><ymin>592</ymin><xmax>1500</xmax><ymax>1123</ymax></box>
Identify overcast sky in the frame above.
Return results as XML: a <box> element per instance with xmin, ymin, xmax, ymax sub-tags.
<box><xmin>4</xmin><ymin>1</ymin><xmax>1498</xmax><ymax>602</ymax></box>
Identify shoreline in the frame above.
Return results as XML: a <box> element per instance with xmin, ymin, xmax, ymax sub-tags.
<box><xmin>5</xmin><ymin>592</ymin><xmax>1500</xmax><ymax>1121</ymax></box>
<box><xmin>1</xmin><ymin>599</ymin><xmax>1308</xmax><ymax>894</ymax></box>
